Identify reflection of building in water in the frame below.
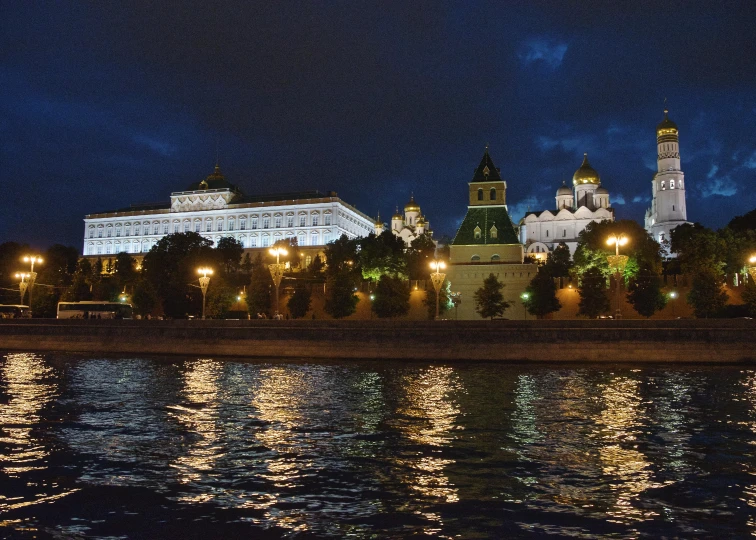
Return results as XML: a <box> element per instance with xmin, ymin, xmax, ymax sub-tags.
<box><xmin>170</xmin><ymin>359</ymin><xmax>223</xmax><ymax>502</ymax></box>
<box><xmin>595</xmin><ymin>375</ymin><xmax>666</xmax><ymax>523</ymax></box>
<box><xmin>0</xmin><ymin>353</ymin><xmax>70</xmax><ymax>512</ymax></box>
<box><xmin>392</xmin><ymin>365</ymin><xmax>461</xmax><ymax>528</ymax></box>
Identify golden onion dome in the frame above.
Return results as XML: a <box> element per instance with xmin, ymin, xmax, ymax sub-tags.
<box><xmin>572</xmin><ymin>153</ymin><xmax>600</xmax><ymax>186</ymax></box>
<box><xmin>392</xmin><ymin>206</ymin><xmax>403</xmax><ymax>220</ymax></box>
<box><xmin>656</xmin><ymin>109</ymin><xmax>679</xmax><ymax>143</ymax></box>
<box><xmin>404</xmin><ymin>194</ymin><xmax>420</xmax><ymax>212</ymax></box>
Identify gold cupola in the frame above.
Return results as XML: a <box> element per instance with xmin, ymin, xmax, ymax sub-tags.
<box><xmin>404</xmin><ymin>194</ymin><xmax>420</xmax><ymax>213</ymax></box>
<box><xmin>656</xmin><ymin>109</ymin><xmax>679</xmax><ymax>143</ymax></box>
<box><xmin>572</xmin><ymin>153</ymin><xmax>601</xmax><ymax>186</ymax></box>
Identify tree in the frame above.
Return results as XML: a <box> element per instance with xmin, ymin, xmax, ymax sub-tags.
<box><xmin>626</xmin><ymin>262</ymin><xmax>667</xmax><ymax>317</ymax></box>
<box><xmin>324</xmin><ymin>269</ymin><xmax>359</xmax><ymax>319</ymax></box>
<box><xmin>132</xmin><ymin>279</ymin><xmax>159</xmax><ymax>317</ymax></box>
<box><xmin>142</xmin><ymin>232</ymin><xmax>215</xmax><ymax>318</ymax></box>
<box><xmin>215</xmin><ymin>237</ymin><xmax>244</xmax><ymax>275</ymax></box>
<box><xmin>309</xmin><ymin>254</ymin><xmax>324</xmax><ymax>276</ymax></box>
<box><xmin>324</xmin><ymin>234</ymin><xmax>360</xmax><ymax>277</ymax></box>
<box><xmin>359</xmin><ymin>231</ymin><xmax>407</xmax><ymax>281</ymax></box>
<box><xmin>423</xmin><ymin>280</ymin><xmax>453</xmax><ymax>319</ymax></box>
<box><xmin>287</xmin><ymin>286</ymin><xmax>312</xmax><ymax>319</ymax></box>
<box><xmin>62</xmin><ymin>258</ymin><xmax>94</xmax><ymax>301</ymax></box>
<box><xmin>247</xmin><ymin>254</ymin><xmax>272</xmax><ymax>317</ymax></box>
<box><xmin>544</xmin><ymin>242</ymin><xmax>572</xmax><ymax>278</ymax></box>
<box><xmin>742</xmin><ymin>280</ymin><xmax>756</xmax><ymax>317</ymax></box>
<box><xmin>577</xmin><ymin>267</ymin><xmax>610</xmax><ymax>318</ymax></box>
<box><xmin>205</xmin><ymin>274</ymin><xmax>237</xmax><ymax>319</ymax></box>
<box><xmin>407</xmin><ymin>233</ymin><xmax>437</xmax><ymax>280</ymax></box>
<box><xmin>372</xmin><ymin>275</ymin><xmax>410</xmax><ymax>318</ymax></box>
<box><xmin>688</xmin><ymin>268</ymin><xmax>728</xmax><ymax>318</ymax></box>
<box><xmin>474</xmin><ymin>273</ymin><xmax>510</xmax><ymax>320</ymax></box>
<box><xmin>524</xmin><ymin>269</ymin><xmax>561</xmax><ymax>319</ymax></box>
<box><xmin>574</xmin><ymin>220</ymin><xmax>662</xmax><ymax>281</ymax></box>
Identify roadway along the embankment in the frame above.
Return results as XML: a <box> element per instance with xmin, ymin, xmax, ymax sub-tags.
<box><xmin>1</xmin><ymin>319</ymin><xmax>754</xmax><ymax>362</ymax></box>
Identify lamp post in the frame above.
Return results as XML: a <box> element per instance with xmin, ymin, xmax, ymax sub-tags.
<box><xmin>606</xmin><ymin>234</ymin><xmax>629</xmax><ymax>320</ymax></box>
<box><xmin>668</xmin><ymin>290</ymin><xmax>678</xmax><ymax>319</ymax></box>
<box><xmin>521</xmin><ymin>292</ymin><xmax>530</xmax><ymax>320</ymax></box>
<box><xmin>269</xmin><ymin>247</ymin><xmax>288</xmax><ymax>319</ymax></box>
<box><xmin>429</xmin><ymin>260</ymin><xmax>447</xmax><ymax>320</ymax></box>
<box><xmin>197</xmin><ymin>267</ymin><xmax>213</xmax><ymax>320</ymax></box>
<box><xmin>748</xmin><ymin>255</ymin><xmax>756</xmax><ymax>282</ymax></box>
<box><xmin>22</xmin><ymin>256</ymin><xmax>42</xmax><ymax>317</ymax></box>
<box><xmin>15</xmin><ymin>273</ymin><xmax>30</xmax><ymax>305</ymax></box>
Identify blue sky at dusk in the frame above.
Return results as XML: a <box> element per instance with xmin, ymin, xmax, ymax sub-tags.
<box><xmin>1</xmin><ymin>1</ymin><xmax>755</xmax><ymax>249</ymax></box>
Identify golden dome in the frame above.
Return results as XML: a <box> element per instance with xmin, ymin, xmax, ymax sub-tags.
<box><xmin>392</xmin><ymin>206</ymin><xmax>403</xmax><ymax>220</ymax></box>
<box><xmin>572</xmin><ymin>153</ymin><xmax>600</xmax><ymax>186</ymax></box>
<box><xmin>656</xmin><ymin>109</ymin><xmax>679</xmax><ymax>143</ymax></box>
<box><xmin>404</xmin><ymin>194</ymin><xmax>420</xmax><ymax>212</ymax></box>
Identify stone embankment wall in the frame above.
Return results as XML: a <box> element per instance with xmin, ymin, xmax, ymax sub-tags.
<box><xmin>0</xmin><ymin>319</ymin><xmax>754</xmax><ymax>362</ymax></box>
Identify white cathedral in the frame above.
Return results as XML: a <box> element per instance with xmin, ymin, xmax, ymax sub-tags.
<box><xmin>519</xmin><ymin>153</ymin><xmax>614</xmax><ymax>257</ymax></box>
<box><xmin>644</xmin><ymin>110</ymin><xmax>690</xmax><ymax>244</ymax></box>
<box><xmin>375</xmin><ymin>194</ymin><xmax>432</xmax><ymax>246</ymax></box>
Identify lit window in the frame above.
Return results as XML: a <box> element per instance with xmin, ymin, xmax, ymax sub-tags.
<box><xmin>670</xmin><ymin>180</ymin><xmax>675</xmax><ymax>189</ymax></box>
<box><xmin>305</xmin><ymin>255</ymin><xmax>312</xmax><ymax>267</ymax></box>
<box><xmin>661</xmin><ymin>181</ymin><xmax>666</xmax><ymax>190</ymax></box>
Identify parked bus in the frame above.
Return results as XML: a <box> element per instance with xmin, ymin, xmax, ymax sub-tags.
<box><xmin>57</xmin><ymin>301</ymin><xmax>133</xmax><ymax>320</ymax></box>
<box><xmin>0</xmin><ymin>305</ymin><xmax>31</xmax><ymax>319</ymax></box>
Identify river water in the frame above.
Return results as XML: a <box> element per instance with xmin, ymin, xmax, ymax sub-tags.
<box><xmin>2</xmin><ymin>353</ymin><xmax>756</xmax><ymax>538</ymax></box>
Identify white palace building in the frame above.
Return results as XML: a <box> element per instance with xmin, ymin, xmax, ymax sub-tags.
<box><xmin>83</xmin><ymin>164</ymin><xmax>376</xmax><ymax>261</ymax></box>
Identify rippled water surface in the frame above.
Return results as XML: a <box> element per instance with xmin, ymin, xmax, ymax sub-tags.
<box><xmin>2</xmin><ymin>353</ymin><xmax>756</xmax><ymax>538</ymax></box>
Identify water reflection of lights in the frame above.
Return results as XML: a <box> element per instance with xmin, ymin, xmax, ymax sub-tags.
<box><xmin>0</xmin><ymin>353</ymin><xmax>73</xmax><ymax>512</ymax></box>
<box><xmin>394</xmin><ymin>367</ymin><xmax>461</xmax><ymax>509</ymax></box>
<box><xmin>596</xmin><ymin>375</ymin><xmax>665</xmax><ymax>523</ymax></box>
<box><xmin>169</xmin><ymin>359</ymin><xmax>223</xmax><ymax>500</ymax></box>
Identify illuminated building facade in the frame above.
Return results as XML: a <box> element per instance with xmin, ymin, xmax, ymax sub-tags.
<box><xmin>375</xmin><ymin>194</ymin><xmax>432</xmax><ymax>246</ymax></box>
<box><xmin>83</xmin><ymin>164</ymin><xmax>376</xmax><ymax>262</ymax></box>
<box><xmin>446</xmin><ymin>148</ymin><xmax>537</xmax><ymax>320</ymax></box>
<box><xmin>644</xmin><ymin>110</ymin><xmax>690</xmax><ymax>245</ymax></box>
<box><xmin>519</xmin><ymin>153</ymin><xmax>614</xmax><ymax>258</ymax></box>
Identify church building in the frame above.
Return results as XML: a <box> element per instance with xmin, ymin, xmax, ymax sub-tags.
<box><xmin>446</xmin><ymin>148</ymin><xmax>538</xmax><ymax>320</ymax></box>
<box><xmin>519</xmin><ymin>154</ymin><xmax>614</xmax><ymax>258</ymax></box>
<box><xmin>644</xmin><ymin>110</ymin><xmax>690</xmax><ymax>245</ymax></box>
<box><xmin>375</xmin><ymin>194</ymin><xmax>432</xmax><ymax>246</ymax></box>
<box><xmin>83</xmin><ymin>163</ymin><xmax>376</xmax><ymax>265</ymax></box>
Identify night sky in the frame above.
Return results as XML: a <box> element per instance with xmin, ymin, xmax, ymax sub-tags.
<box><xmin>2</xmin><ymin>1</ymin><xmax>755</xmax><ymax>251</ymax></box>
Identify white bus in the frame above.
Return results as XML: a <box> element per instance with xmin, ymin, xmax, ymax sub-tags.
<box><xmin>57</xmin><ymin>301</ymin><xmax>134</xmax><ymax>320</ymax></box>
<box><xmin>0</xmin><ymin>305</ymin><xmax>31</xmax><ymax>319</ymax></box>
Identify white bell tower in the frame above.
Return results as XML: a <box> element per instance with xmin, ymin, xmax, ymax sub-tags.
<box><xmin>645</xmin><ymin>110</ymin><xmax>689</xmax><ymax>246</ymax></box>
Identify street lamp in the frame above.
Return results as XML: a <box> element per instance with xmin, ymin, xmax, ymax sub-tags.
<box><xmin>606</xmin><ymin>234</ymin><xmax>629</xmax><ymax>320</ymax></box>
<box><xmin>668</xmin><ymin>290</ymin><xmax>678</xmax><ymax>319</ymax></box>
<box><xmin>22</xmin><ymin>256</ymin><xmax>42</xmax><ymax>317</ymax></box>
<box><xmin>521</xmin><ymin>292</ymin><xmax>530</xmax><ymax>320</ymax></box>
<box><xmin>269</xmin><ymin>247</ymin><xmax>288</xmax><ymax>319</ymax></box>
<box><xmin>429</xmin><ymin>260</ymin><xmax>447</xmax><ymax>320</ymax></box>
<box><xmin>748</xmin><ymin>255</ymin><xmax>756</xmax><ymax>282</ymax></box>
<box><xmin>197</xmin><ymin>267</ymin><xmax>213</xmax><ymax>320</ymax></box>
<box><xmin>15</xmin><ymin>272</ymin><xmax>31</xmax><ymax>305</ymax></box>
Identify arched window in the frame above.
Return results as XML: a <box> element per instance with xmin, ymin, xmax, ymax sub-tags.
<box><xmin>491</xmin><ymin>254</ymin><xmax>500</xmax><ymax>261</ymax></box>
<box><xmin>661</xmin><ymin>180</ymin><xmax>666</xmax><ymax>190</ymax></box>
<box><xmin>490</xmin><ymin>225</ymin><xmax>498</xmax><ymax>239</ymax></box>
<box><xmin>477</xmin><ymin>188</ymin><xmax>483</xmax><ymax>201</ymax></box>
<box><xmin>474</xmin><ymin>225</ymin><xmax>482</xmax><ymax>239</ymax></box>
<box><xmin>670</xmin><ymin>180</ymin><xmax>675</xmax><ymax>189</ymax></box>
<box><xmin>471</xmin><ymin>255</ymin><xmax>480</xmax><ymax>262</ymax></box>
<box><xmin>490</xmin><ymin>188</ymin><xmax>496</xmax><ymax>201</ymax></box>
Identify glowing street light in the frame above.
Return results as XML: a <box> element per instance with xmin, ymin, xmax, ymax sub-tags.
<box><xmin>748</xmin><ymin>255</ymin><xmax>756</xmax><ymax>282</ymax></box>
<box><xmin>521</xmin><ymin>291</ymin><xmax>530</xmax><ymax>320</ymax></box>
<box><xmin>15</xmin><ymin>272</ymin><xmax>31</xmax><ymax>305</ymax></box>
<box><xmin>429</xmin><ymin>260</ymin><xmax>447</xmax><ymax>320</ymax></box>
<box><xmin>269</xmin><ymin>247</ymin><xmax>288</xmax><ymax>319</ymax></box>
<box><xmin>197</xmin><ymin>267</ymin><xmax>213</xmax><ymax>320</ymax></box>
<box><xmin>606</xmin><ymin>234</ymin><xmax>629</xmax><ymax>320</ymax></box>
<box><xmin>22</xmin><ymin>255</ymin><xmax>42</xmax><ymax>317</ymax></box>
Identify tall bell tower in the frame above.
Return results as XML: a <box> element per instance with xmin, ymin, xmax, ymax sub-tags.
<box><xmin>645</xmin><ymin>109</ymin><xmax>689</xmax><ymax>245</ymax></box>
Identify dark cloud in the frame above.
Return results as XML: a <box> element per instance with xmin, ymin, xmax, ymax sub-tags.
<box><xmin>1</xmin><ymin>1</ymin><xmax>755</xmax><ymax>250</ymax></box>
